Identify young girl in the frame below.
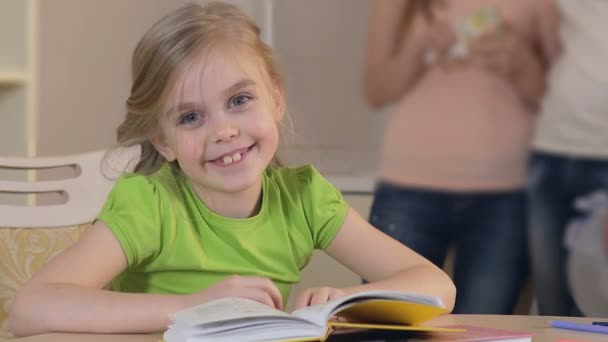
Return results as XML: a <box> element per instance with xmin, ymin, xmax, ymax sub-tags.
<box><xmin>364</xmin><ymin>0</ymin><xmax>557</xmax><ymax>314</ymax></box>
<box><xmin>9</xmin><ymin>2</ymin><xmax>455</xmax><ymax>336</ymax></box>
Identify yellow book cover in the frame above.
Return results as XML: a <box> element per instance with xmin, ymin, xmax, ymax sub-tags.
<box><xmin>163</xmin><ymin>290</ymin><xmax>463</xmax><ymax>342</ymax></box>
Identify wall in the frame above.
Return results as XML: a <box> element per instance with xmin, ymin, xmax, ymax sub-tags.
<box><xmin>273</xmin><ymin>0</ymin><xmax>384</xmax><ymax>177</ymax></box>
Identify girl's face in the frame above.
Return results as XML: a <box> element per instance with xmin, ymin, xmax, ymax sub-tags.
<box><xmin>153</xmin><ymin>47</ymin><xmax>284</xmax><ymax>202</ymax></box>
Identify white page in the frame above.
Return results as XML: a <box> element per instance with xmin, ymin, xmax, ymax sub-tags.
<box><xmin>189</xmin><ymin>320</ymin><xmax>317</xmax><ymax>335</ymax></box>
<box><xmin>171</xmin><ymin>298</ymin><xmax>293</xmax><ymax>327</ymax></box>
<box><xmin>195</xmin><ymin>322</ymin><xmax>324</xmax><ymax>339</ymax></box>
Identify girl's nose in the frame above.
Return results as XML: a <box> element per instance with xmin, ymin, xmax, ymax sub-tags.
<box><xmin>212</xmin><ymin>118</ymin><xmax>239</xmax><ymax>143</ymax></box>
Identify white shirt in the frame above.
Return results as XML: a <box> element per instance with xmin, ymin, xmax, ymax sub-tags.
<box><xmin>533</xmin><ymin>0</ymin><xmax>608</xmax><ymax>158</ymax></box>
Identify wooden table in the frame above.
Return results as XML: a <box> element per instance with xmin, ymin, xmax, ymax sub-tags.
<box><xmin>7</xmin><ymin>315</ymin><xmax>607</xmax><ymax>341</ymax></box>
<box><xmin>430</xmin><ymin>314</ymin><xmax>606</xmax><ymax>341</ymax></box>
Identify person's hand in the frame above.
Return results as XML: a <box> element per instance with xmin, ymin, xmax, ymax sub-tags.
<box><xmin>187</xmin><ymin>275</ymin><xmax>284</xmax><ymax>310</ymax></box>
<box><xmin>295</xmin><ymin>287</ymin><xmax>347</xmax><ymax>309</ymax></box>
<box><xmin>469</xmin><ymin>23</ymin><xmax>537</xmax><ymax>78</ymax></box>
<box><xmin>412</xmin><ymin>16</ymin><xmax>458</xmax><ymax>65</ymax></box>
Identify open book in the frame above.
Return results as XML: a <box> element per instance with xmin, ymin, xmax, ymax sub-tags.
<box><xmin>163</xmin><ymin>290</ymin><xmax>461</xmax><ymax>342</ymax></box>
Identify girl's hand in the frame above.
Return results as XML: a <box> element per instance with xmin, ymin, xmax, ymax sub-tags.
<box><xmin>469</xmin><ymin>23</ymin><xmax>537</xmax><ymax>78</ymax></box>
<box><xmin>295</xmin><ymin>287</ymin><xmax>347</xmax><ymax>309</ymax></box>
<box><xmin>188</xmin><ymin>275</ymin><xmax>284</xmax><ymax>310</ymax></box>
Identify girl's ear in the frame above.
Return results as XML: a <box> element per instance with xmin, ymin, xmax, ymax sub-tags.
<box><xmin>272</xmin><ymin>80</ymin><xmax>286</xmax><ymax>122</ymax></box>
<box><xmin>150</xmin><ymin>131</ymin><xmax>177</xmax><ymax>162</ymax></box>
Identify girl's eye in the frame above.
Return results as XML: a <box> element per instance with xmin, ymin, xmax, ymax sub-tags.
<box><xmin>230</xmin><ymin>94</ymin><xmax>251</xmax><ymax>108</ymax></box>
<box><xmin>178</xmin><ymin>111</ymin><xmax>203</xmax><ymax>125</ymax></box>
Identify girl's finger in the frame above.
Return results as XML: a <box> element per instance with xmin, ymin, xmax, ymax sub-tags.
<box><xmin>239</xmin><ymin>276</ymin><xmax>284</xmax><ymax>310</ymax></box>
<box><xmin>245</xmin><ymin>288</ymin><xmax>277</xmax><ymax>308</ymax></box>
<box><xmin>310</xmin><ymin>287</ymin><xmax>331</xmax><ymax>306</ymax></box>
<box><xmin>259</xmin><ymin>278</ymin><xmax>284</xmax><ymax>310</ymax></box>
<box><xmin>295</xmin><ymin>289</ymin><xmax>313</xmax><ymax>309</ymax></box>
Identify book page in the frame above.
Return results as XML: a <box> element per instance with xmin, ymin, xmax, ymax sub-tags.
<box><xmin>291</xmin><ymin>290</ymin><xmax>446</xmax><ymax>327</ymax></box>
<box><xmin>291</xmin><ymin>300</ymin><xmax>340</xmax><ymax>326</ymax></box>
<box><xmin>171</xmin><ymin>298</ymin><xmax>293</xmax><ymax>327</ymax></box>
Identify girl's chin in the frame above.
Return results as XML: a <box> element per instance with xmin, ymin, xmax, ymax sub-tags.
<box><xmin>211</xmin><ymin>175</ymin><xmax>262</xmax><ymax>193</ymax></box>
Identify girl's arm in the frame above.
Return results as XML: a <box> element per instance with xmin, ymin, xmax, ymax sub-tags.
<box><xmin>9</xmin><ymin>221</ymin><xmax>185</xmax><ymax>336</ymax></box>
<box><xmin>10</xmin><ymin>221</ymin><xmax>283</xmax><ymax>337</ymax></box>
<box><xmin>363</xmin><ymin>0</ymin><xmax>455</xmax><ymax>108</ymax></box>
<box><xmin>297</xmin><ymin>208</ymin><xmax>456</xmax><ymax>310</ymax></box>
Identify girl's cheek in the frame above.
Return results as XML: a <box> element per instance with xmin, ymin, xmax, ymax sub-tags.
<box><xmin>178</xmin><ymin>134</ymin><xmax>204</xmax><ymax>157</ymax></box>
<box><xmin>185</xmin><ymin>141</ymin><xmax>203</xmax><ymax>157</ymax></box>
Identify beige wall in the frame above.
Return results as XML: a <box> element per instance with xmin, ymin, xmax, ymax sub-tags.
<box><xmin>36</xmin><ymin>0</ymin><xmax>270</xmax><ymax>156</ymax></box>
<box><xmin>274</xmin><ymin>0</ymin><xmax>383</xmax><ymax>176</ymax></box>
<box><xmin>0</xmin><ymin>0</ymin><xmax>28</xmax><ymax>157</ymax></box>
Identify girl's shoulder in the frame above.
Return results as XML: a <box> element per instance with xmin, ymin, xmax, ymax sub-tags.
<box><xmin>265</xmin><ymin>164</ymin><xmax>325</xmax><ymax>186</ymax></box>
<box><xmin>265</xmin><ymin>165</ymin><xmax>341</xmax><ymax>197</ymax></box>
<box><xmin>112</xmin><ymin>163</ymin><xmax>183</xmax><ymax>198</ymax></box>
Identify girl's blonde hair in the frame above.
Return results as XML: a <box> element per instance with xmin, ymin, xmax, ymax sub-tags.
<box><xmin>112</xmin><ymin>2</ymin><xmax>283</xmax><ymax>175</ymax></box>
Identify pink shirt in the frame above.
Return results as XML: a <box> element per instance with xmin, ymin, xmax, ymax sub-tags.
<box><xmin>378</xmin><ymin>0</ymin><xmax>557</xmax><ymax>191</ymax></box>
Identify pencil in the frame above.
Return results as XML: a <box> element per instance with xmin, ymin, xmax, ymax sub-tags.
<box><xmin>549</xmin><ymin>320</ymin><xmax>608</xmax><ymax>334</ymax></box>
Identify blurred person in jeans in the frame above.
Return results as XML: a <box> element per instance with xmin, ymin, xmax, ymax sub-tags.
<box><xmin>563</xmin><ymin>191</ymin><xmax>608</xmax><ymax>317</ymax></box>
<box><xmin>528</xmin><ymin>0</ymin><xmax>608</xmax><ymax>317</ymax></box>
<box><xmin>364</xmin><ymin>0</ymin><xmax>558</xmax><ymax>314</ymax></box>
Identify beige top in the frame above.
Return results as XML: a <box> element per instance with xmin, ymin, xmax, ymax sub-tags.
<box><xmin>533</xmin><ymin>0</ymin><xmax>608</xmax><ymax>159</ymax></box>
<box><xmin>378</xmin><ymin>0</ymin><xmax>557</xmax><ymax>191</ymax></box>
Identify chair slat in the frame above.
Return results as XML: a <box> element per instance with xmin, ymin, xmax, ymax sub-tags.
<box><xmin>0</xmin><ymin>150</ymin><xmax>102</xmax><ymax>169</ymax></box>
<box><xmin>0</xmin><ymin>148</ymin><xmax>138</xmax><ymax>228</ymax></box>
<box><xmin>0</xmin><ymin>179</ymin><xmax>76</xmax><ymax>193</ymax></box>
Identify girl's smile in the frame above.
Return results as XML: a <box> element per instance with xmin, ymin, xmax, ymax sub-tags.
<box><xmin>207</xmin><ymin>143</ymin><xmax>256</xmax><ymax>167</ymax></box>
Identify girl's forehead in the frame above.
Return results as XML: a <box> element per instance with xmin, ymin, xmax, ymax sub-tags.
<box><xmin>171</xmin><ymin>48</ymin><xmax>266</xmax><ymax>101</ymax></box>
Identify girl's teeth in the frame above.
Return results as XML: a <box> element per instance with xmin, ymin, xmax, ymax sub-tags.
<box><xmin>220</xmin><ymin>152</ymin><xmax>243</xmax><ymax>164</ymax></box>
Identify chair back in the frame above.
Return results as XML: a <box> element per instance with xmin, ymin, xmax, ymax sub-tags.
<box><xmin>0</xmin><ymin>150</ymin><xmax>123</xmax><ymax>227</ymax></box>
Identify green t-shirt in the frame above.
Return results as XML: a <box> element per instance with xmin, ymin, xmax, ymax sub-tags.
<box><xmin>97</xmin><ymin>164</ymin><xmax>348</xmax><ymax>303</ymax></box>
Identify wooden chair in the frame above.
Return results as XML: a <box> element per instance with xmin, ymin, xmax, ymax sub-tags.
<box><xmin>0</xmin><ymin>149</ymin><xmax>136</xmax><ymax>339</ymax></box>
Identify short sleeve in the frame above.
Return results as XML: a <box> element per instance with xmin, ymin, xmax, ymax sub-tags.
<box><xmin>298</xmin><ymin>166</ymin><xmax>349</xmax><ymax>250</ymax></box>
<box><xmin>96</xmin><ymin>174</ymin><xmax>163</xmax><ymax>268</ymax></box>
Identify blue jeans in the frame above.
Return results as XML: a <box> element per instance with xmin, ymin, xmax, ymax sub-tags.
<box><xmin>369</xmin><ymin>183</ymin><xmax>529</xmax><ymax>314</ymax></box>
<box><xmin>527</xmin><ymin>151</ymin><xmax>608</xmax><ymax>316</ymax></box>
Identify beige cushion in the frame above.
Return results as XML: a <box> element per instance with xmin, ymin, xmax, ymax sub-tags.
<box><xmin>0</xmin><ymin>224</ymin><xmax>90</xmax><ymax>340</ymax></box>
